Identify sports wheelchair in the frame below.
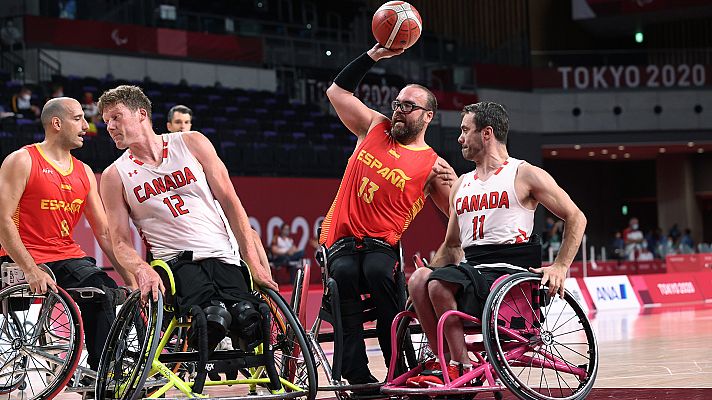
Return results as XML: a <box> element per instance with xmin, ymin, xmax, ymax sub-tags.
<box><xmin>0</xmin><ymin>261</ymin><xmax>125</xmax><ymax>399</ymax></box>
<box><xmin>95</xmin><ymin>259</ymin><xmax>317</xmax><ymax>399</ymax></box>
<box><xmin>382</xmin><ymin>271</ymin><xmax>599</xmax><ymax>400</ymax></box>
<box><xmin>290</xmin><ymin>241</ymin><xmax>413</xmax><ymax>399</ymax></box>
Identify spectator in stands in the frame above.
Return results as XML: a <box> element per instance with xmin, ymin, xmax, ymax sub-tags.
<box><xmin>623</xmin><ymin>217</ymin><xmax>644</xmax><ymax>261</ymax></box>
<box><xmin>645</xmin><ymin>227</ymin><xmax>663</xmax><ymax>258</ymax></box>
<box><xmin>10</xmin><ymin>86</ymin><xmax>40</xmax><ymax>119</ymax></box>
<box><xmin>49</xmin><ymin>84</ymin><xmax>64</xmax><ymax>99</ymax></box>
<box><xmin>270</xmin><ymin>223</ymin><xmax>304</xmax><ymax>284</ymax></box>
<box><xmin>659</xmin><ymin>234</ymin><xmax>678</xmax><ymax>257</ymax></box>
<box><xmin>611</xmin><ymin>231</ymin><xmax>625</xmax><ymax>260</ymax></box>
<box><xmin>637</xmin><ymin>242</ymin><xmax>654</xmax><ymax>261</ymax></box>
<box><xmin>82</xmin><ymin>92</ymin><xmax>99</xmax><ymax>122</ymax></box>
<box><xmin>679</xmin><ymin>229</ymin><xmax>694</xmax><ymax>253</ymax></box>
<box><xmin>0</xmin><ymin>19</ymin><xmax>21</xmax><ymax>51</ymax></box>
<box><xmin>668</xmin><ymin>223</ymin><xmax>681</xmax><ymax>243</ymax></box>
<box><xmin>166</xmin><ymin>105</ymin><xmax>193</xmax><ymax>133</ymax></box>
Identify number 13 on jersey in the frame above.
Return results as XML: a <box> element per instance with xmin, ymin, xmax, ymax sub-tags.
<box><xmin>358</xmin><ymin>177</ymin><xmax>379</xmax><ymax>204</ymax></box>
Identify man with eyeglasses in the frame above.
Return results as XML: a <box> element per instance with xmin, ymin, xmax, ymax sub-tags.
<box><xmin>318</xmin><ymin>43</ymin><xmax>456</xmax><ymax>390</ymax></box>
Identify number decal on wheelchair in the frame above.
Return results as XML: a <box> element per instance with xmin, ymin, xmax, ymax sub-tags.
<box><xmin>358</xmin><ymin>177</ymin><xmax>380</xmax><ymax>204</ymax></box>
<box><xmin>2</xmin><ymin>264</ymin><xmax>27</xmax><ymax>286</ymax></box>
<box><xmin>472</xmin><ymin>215</ymin><xmax>485</xmax><ymax>240</ymax></box>
<box><xmin>163</xmin><ymin>194</ymin><xmax>189</xmax><ymax>217</ymax></box>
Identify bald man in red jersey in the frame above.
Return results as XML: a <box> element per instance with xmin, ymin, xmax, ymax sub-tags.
<box><xmin>319</xmin><ymin>43</ymin><xmax>456</xmax><ymax>388</ymax></box>
<box><xmin>0</xmin><ymin>97</ymin><xmax>134</xmax><ymax>371</ymax></box>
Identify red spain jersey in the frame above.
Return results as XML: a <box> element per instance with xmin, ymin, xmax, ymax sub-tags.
<box><xmin>320</xmin><ymin>121</ymin><xmax>438</xmax><ymax>247</ymax></box>
<box><xmin>0</xmin><ymin>144</ymin><xmax>89</xmax><ymax>263</ymax></box>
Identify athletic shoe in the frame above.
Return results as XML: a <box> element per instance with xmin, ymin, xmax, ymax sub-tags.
<box><xmin>406</xmin><ymin>361</ymin><xmax>462</xmax><ymax>387</ymax></box>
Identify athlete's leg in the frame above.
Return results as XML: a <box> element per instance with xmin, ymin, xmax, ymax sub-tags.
<box><xmin>361</xmin><ymin>250</ymin><xmax>400</xmax><ymax>367</ymax></box>
<box><xmin>408</xmin><ymin>267</ymin><xmax>441</xmax><ymax>356</ymax></box>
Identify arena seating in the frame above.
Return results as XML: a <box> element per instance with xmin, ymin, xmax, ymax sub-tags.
<box><xmin>1</xmin><ymin>76</ymin><xmax>355</xmax><ymax>177</ymax></box>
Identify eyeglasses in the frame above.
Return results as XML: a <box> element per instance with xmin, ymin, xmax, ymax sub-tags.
<box><xmin>391</xmin><ymin>100</ymin><xmax>431</xmax><ymax>114</ymax></box>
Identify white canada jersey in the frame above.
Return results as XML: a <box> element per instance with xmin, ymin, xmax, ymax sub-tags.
<box><xmin>455</xmin><ymin>157</ymin><xmax>535</xmax><ymax>248</ymax></box>
<box><xmin>113</xmin><ymin>132</ymin><xmax>240</xmax><ymax>264</ymax></box>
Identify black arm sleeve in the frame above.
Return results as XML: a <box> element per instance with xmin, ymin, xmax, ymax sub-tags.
<box><xmin>332</xmin><ymin>52</ymin><xmax>377</xmax><ymax>93</ymax></box>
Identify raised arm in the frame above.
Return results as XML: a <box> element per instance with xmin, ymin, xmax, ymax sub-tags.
<box><xmin>0</xmin><ymin>150</ymin><xmax>57</xmax><ymax>294</ymax></box>
<box><xmin>82</xmin><ymin>163</ymin><xmax>137</xmax><ymax>288</ymax></box>
<box><xmin>182</xmin><ymin>131</ymin><xmax>278</xmax><ymax>291</ymax></box>
<box><xmin>100</xmin><ymin>165</ymin><xmax>163</xmax><ymax>300</ymax></box>
<box><xmin>521</xmin><ymin>164</ymin><xmax>587</xmax><ymax>298</ymax></box>
<box><xmin>429</xmin><ymin>176</ymin><xmax>466</xmax><ymax>267</ymax></box>
<box><xmin>326</xmin><ymin>44</ymin><xmax>403</xmax><ymax>141</ymax></box>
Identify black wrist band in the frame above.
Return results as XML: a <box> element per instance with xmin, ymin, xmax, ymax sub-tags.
<box><xmin>333</xmin><ymin>52</ymin><xmax>376</xmax><ymax>93</ymax></box>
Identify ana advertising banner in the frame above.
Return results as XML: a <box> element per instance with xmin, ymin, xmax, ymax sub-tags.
<box><xmin>583</xmin><ymin>275</ymin><xmax>640</xmax><ymax>310</ymax></box>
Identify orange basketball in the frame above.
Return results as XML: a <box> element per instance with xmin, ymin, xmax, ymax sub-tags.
<box><xmin>371</xmin><ymin>1</ymin><xmax>422</xmax><ymax>50</ymax></box>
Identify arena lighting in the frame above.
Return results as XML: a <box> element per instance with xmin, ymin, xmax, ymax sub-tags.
<box><xmin>325</xmin><ymin>50</ymin><xmax>332</xmax><ymax>56</ymax></box>
<box><xmin>618</xmin><ymin>145</ymin><xmax>625</xmax><ymax>150</ymax></box>
<box><xmin>688</xmin><ymin>142</ymin><xmax>695</xmax><ymax>147</ymax></box>
<box><xmin>601</xmin><ymin>149</ymin><xmax>608</xmax><ymax>154</ymax></box>
<box><xmin>588</xmin><ymin>151</ymin><xmax>595</xmax><ymax>156</ymax></box>
<box><xmin>635</xmin><ymin>31</ymin><xmax>644</xmax><ymax>43</ymax></box>
<box><xmin>624</xmin><ymin>153</ymin><xmax>631</xmax><ymax>158</ymax></box>
<box><xmin>550</xmin><ymin>150</ymin><xmax>557</xmax><ymax>156</ymax></box>
<box><xmin>659</xmin><ymin>148</ymin><xmax>666</xmax><ymax>153</ymax></box>
<box><xmin>574</xmin><ymin>144</ymin><xmax>581</xmax><ymax>150</ymax></box>
<box><xmin>611</xmin><ymin>154</ymin><xmax>618</xmax><ymax>159</ymax></box>
<box><xmin>622</xmin><ymin>205</ymin><xmax>629</xmax><ymax>216</ymax></box>
<box><xmin>699</xmin><ymin>148</ymin><xmax>705</xmax><ymax>153</ymax></box>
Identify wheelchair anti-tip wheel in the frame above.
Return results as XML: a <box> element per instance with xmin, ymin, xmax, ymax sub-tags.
<box><xmin>0</xmin><ymin>284</ymin><xmax>83</xmax><ymax>400</ymax></box>
<box><xmin>482</xmin><ymin>273</ymin><xmax>598</xmax><ymax>400</ymax></box>
<box><xmin>95</xmin><ymin>290</ymin><xmax>162</xmax><ymax>400</ymax></box>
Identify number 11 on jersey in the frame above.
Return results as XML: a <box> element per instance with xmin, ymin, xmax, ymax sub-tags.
<box><xmin>472</xmin><ymin>215</ymin><xmax>485</xmax><ymax>240</ymax></box>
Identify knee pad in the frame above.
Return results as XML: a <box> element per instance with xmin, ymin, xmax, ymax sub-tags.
<box><xmin>228</xmin><ymin>300</ymin><xmax>262</xmax><ymax>351</ymax></box>
<box><xmin>189</xmin><ymin>300</ymin><xmax>232</xmax><ymax>351</ymax></box>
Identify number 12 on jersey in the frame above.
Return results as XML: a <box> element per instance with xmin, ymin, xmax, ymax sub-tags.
<box><xmin>163</xmin><ymin>194</ymin><xmax>189</xmax><ymax>217</ymax></box>
<box><xmin>472</xmin><ymin>215</ymin><xmax>485</xmax><ymax>240</ymax></box>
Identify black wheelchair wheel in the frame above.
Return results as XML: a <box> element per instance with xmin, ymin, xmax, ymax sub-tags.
<box><xmin>95</xmin><ymin>291</ymin><xmax>163</xmax><ymax>400</ymax></box>
<box><xmin>482</xmin><ymin>273</ymin><xmax>598</xmax><ymax>400</ymax></box>
<box><xmin>260</xmin><ymin>288</ymin><xmax>317</xmax><ymax>400</ymax></box>
<box><xmin>0</xmin><ymin>285</ymin><xmax>83</xmax><ymax>400</ymax></box>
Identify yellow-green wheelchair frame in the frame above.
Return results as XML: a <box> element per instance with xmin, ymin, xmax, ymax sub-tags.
<box><xmin>94</xmin><ymin>260</ymin><xmax>317</xmax><ymax>399</ymax></box>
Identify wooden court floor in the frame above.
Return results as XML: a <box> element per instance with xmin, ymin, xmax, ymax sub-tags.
<box><xmin>44</xmin><ymin>304</ymin><xmax>712</xmax><ymax>399</ymax></box>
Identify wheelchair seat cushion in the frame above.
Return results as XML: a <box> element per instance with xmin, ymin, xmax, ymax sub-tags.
<box><xmin>427</xmin><ymin>263</ymin><xmax>509</xmax><ymax>317</ymax></box>
<box><xmin>168</xmin><ymin>257</ymin><xmax>251</xmax><ymax>316</ymax></box>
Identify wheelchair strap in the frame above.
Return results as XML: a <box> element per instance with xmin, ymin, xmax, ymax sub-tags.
<box><xmin>326</xmin><ymin>236</ymin><xmax>397</xmax><ymax>264</ymax></box>
<box><xmin>464</xmin><ymin>240</ymin><xmax>542</xmax><ymax>269</ymax></box>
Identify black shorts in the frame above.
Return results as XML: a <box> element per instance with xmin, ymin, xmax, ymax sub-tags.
<box><xmin>168</xmin><ymin>257</ymin><xmax>252</xmax><ymax>316</ymax></box>
<box><xmin>427</xmin><ymin>263</ymin><xmax>511</xmax><ymax>317</ymax></box>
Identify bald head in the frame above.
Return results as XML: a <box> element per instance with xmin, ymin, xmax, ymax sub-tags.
<box><xmin>41</xmin><ymin>97</ymin><xmax>77</xmax><ymax>130</ymax></box>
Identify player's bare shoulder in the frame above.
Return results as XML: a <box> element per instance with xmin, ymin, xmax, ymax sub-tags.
<box><xmin>0</xmin><ymin>148</ymin><xmax>32</xmax><ymax>177</ymax></box>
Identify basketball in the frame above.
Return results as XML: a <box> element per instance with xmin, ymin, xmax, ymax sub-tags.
<box><xmin>371</xmin><ymin>1</ymin><xmax>422</xmax><ymax>50</ymax></box>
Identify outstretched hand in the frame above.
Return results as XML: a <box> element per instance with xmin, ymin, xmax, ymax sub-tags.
<box><xmin>529</xmin><ymin>263</ymin><xmax>568</xmax><ymax>299</ymax></box>
<box><xmin>366</xmin><ymin>43</ymin><xmax>405</xmax><ymax>62</ymax></box>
